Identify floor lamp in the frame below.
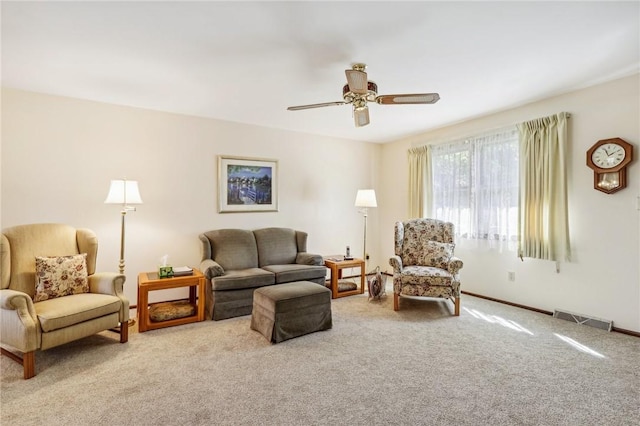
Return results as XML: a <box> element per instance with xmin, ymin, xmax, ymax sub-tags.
<box><xmin>105</xmin><ymin>179</ymin><xmax>143</xmax><ymax>326</ymax></box>
<box><xmin>355</xmin><ymin>189</ymin><xmax>377</xmax><ymax>270</ymax></box>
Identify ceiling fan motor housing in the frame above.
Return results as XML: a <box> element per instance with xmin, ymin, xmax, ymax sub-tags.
<box><xmin>342</xmin><ymin>81</ymin><xmax>378</xmax><ymax>103</ymax></box>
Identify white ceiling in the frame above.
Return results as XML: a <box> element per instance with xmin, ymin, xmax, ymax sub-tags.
<box><xmin>2</xmin><ymin>1</ymin><xmax>639</xmax><ymax>143</ymax></box>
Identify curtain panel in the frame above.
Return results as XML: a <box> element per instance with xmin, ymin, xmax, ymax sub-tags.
<box><xmin>517</xmin><ymin>112</ymin><xmax>571</xmax><ymax>262</ymax></box>
<box><xmin>408</xmin><ymin>145</ymin><xmax>431</xmax><ymax>218</ymax></box>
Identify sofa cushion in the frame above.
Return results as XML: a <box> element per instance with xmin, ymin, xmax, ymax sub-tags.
<box><xmin>35</xmin><ymin>293</ymin><xmax>122</xmax><ymax>332</ymax></box>
<box><xmin>211</xmin><ymin>268</ymin><xmax>275</xmax><ymax>291</ymax></box>
<box><xmin>34</xmin><ymin>254</ymin><xmax>89</xmax><ymax>302</ymax></box>
<box><xmin>399</xmin><ymin>266</ymin><xmax>454</xmax><ymax>287</ymax></box>
<box><xmin>254</xmin><ymin>228</ymin><xmax>298</xmax><ymax>267</ymax></box>
<box><xmin>204</xmin><ymin>229</ymin><xmax>259</xmax><ymax>270</ymax></box>
<box><xmin>261</xmin><ymin>264</ymin><xmax>327</xmax><ymax>284</ymax></box>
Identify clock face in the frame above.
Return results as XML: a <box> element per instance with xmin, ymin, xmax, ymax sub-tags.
<box><xmin>591</xmin><ymin>143</ymin><xmax>626</xmax><ymax>169</ymax></box>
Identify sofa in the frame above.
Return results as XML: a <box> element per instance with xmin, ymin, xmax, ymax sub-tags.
<box><xmin>198</xmin><ymin>227</ymin><xmax>327</xmax><ymax>320</ymax></box>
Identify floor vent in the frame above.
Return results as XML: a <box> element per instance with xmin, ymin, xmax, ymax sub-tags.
<box><xmin>553</xmin><ymin>309</ymin><xmax>612</xmax><ymax>332</ymax></box>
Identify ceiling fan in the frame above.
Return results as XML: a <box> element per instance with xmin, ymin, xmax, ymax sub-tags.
<box><xmin>287</xmin><ymin>63</ymin><xmax>440</xmax><ymax>127</ymax></box>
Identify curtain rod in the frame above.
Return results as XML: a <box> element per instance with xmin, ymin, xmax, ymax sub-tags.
<box><xmin>410</xmin><ymin>112</ymin><xmax>571</xmax><ymax>149</ymax></box>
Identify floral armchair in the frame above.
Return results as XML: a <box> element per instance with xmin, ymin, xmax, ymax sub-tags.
<box><xmin>1</xmin><ymin>223</ymin><xmax>129</xmax><ymax>379</ymax></box>
<box><xmin>389</xmin><ymin>218</ymin><xmax>463</xmax><ymax>315</ymax></box>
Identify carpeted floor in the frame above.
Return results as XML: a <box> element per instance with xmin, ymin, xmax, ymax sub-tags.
<box><xmin>2</xmin><ymin>290</ymin><xmax>639</xmax><ymax>426</ymax></box>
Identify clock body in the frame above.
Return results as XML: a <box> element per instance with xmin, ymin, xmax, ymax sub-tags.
<box><xmin>586</xmin><ymin>138</ymin><xmax>633</xmax><ymax>194</ymax></box>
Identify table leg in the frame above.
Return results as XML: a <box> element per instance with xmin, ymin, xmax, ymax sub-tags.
<box><xmin>330</xmin><ymin>264</ymin><xmax>339</xmax><ymax>299</ymax></box>
<box><xmin>197</xmin><ymin>277</ymin><xmax>206</xmax><ymax>321</ymax></box>
<box><xmin>189</xmin><ymin>285</ymin><xmax>196</xmax><ymax>305</ymax></box>
<box><xmin>138</xmin><ymin>286</ymin><xmax>149</xmax><ymax>332</ymax></box>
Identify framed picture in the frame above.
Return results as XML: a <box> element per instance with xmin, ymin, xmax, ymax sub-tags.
<box><xmin>218</xmin><ymin>155</ymin><xmax>278</xmax><ymax>213</ymax></box>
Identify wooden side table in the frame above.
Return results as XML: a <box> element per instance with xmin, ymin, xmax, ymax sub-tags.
<box><xmin>137</xmin><ymin>269</ymin><xmax>206</xmax><ymax>332</ymax></box>
<box><xmin>324</xmin><ymin>257</ymin><xmax>365</xmax><ymax>299</ymax></box>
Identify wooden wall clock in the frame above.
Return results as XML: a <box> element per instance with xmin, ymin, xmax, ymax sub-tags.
<box><xmin>586</xmin><ymin>137</ymin><xmax>633</xmax><ymax>194</ymax></box>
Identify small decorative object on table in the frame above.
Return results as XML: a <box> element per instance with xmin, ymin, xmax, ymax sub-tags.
<box><xmin>158</xmin><ymin>254</ymin><xmax>173</xmax><ymax>278</ymax></box>
<box><xmin>158</xmin><ymin>266</ymin><xmax>174</xmax><ymax>278</ymax></box>
<box><xmin>344</xmin><ymin>245</ymin><xmax>353</xmax><ymax>260</ymax></box>
<box><xmin>173</xmin><ymin>266</ymin><xmax>194</xmax><ymax>277</ymax></box>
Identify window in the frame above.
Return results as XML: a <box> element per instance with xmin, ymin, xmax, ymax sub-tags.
<box><xmin>430</xmin><ymin>127</ymin><xmax>519</xmax><ymax>244</ymax></box>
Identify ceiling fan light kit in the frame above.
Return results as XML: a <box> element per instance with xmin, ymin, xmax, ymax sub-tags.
<box><xmin>287</xmin><ymin>63</ymin><xmax>440</xmax><ymax>127</ymax></box>
<box><xmin>354</xmin><ymin>107</ymin><xmax>370</xmax><ymax>127</ymax></box>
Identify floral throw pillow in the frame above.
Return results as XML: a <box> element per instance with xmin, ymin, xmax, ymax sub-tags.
<box><xmin>421</xmin><ymin>241</ymin><xmax>455</xmax><ymax>269</ymax></box>
<box><xmin>34</xmin><ymin>254</ymin><xmax>89</xmax><ymax>302</ymax></box>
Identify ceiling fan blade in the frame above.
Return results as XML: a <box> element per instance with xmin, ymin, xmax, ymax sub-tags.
<box><xmin>375</xmin><ymin>93</ymin><xmax>440</xmax><ymax>105</ymax></box>
<box><xmin>345</xmin><ymin>69</ymin><xmax>368</xmax><ymax>94</ymax></box>
<box><xmin>354</xmin><ymin>106</ymin><xmax>370</xmax><ymax>127</ymax></box>
<box><xmin>287</xmin><ymin>101</ymin><xmax>346</xmax><ymax>111</ymax></box>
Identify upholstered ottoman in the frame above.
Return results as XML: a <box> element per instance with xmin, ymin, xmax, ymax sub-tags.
<box><xmin>251</xmin><ymin>281</ymin><xmax>332</xmax><ymax>343</ymax></box>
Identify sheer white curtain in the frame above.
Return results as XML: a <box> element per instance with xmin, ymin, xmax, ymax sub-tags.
<box><xmin>517</xmin><ymin>112</ymin><xmax>571</xmax><ymax>262</ymax></box>
<box><xmin>430</xmin><ymin>127</ymin><xmax>519</xmax><ymax>248</ymax></box>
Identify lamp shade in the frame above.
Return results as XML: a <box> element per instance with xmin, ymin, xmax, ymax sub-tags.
<box><xmin>355</xmin><ymin>189</ymin><xmax>377</xmax><ymax>208</ymax></box>
<box><xmin>104</xmin><ymin>180</ymin><xmax>143</xmax><ymax>205</ymax></box>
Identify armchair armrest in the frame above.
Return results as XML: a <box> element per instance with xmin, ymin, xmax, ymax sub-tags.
<box><xmin>389</xmin><ymin>255</ymin><xmax>403</xmax><ymax>273</ymax></box>
<box><xmin>296</xmin><ymin>252</ymin><xmax>323</xmax><ymax>266</ymax></box>
<box><xmin>88</xmin><ymin>272</ymin><xmax>129</xmax><ymax>322</ymax></box>
<box><xmin>200</xmin><ymin>259</ymin><xmax>225</xmax><ymax>279</ymax></box>
<box><xmin>448</xmin><ymin>257</ymin><xmax>464</xmax><ymax>275</ymax></box>
<box><xmin>1</xmin><ymin>289</ymin><xmax>37</xmax><ymax>317</ymax></box>
<box><xmin>89</xmin><ymin>272</ymin><xmax>125</xmax><ymax>296</ymax></box>
<box><xmin>0</xmin><ymin>289</ymin><xmax>39</xmax><ymax>352</ymax></box>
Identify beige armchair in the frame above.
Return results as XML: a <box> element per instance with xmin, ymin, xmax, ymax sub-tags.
<box><xmin>1</xmin><ymin>223</ymin><xmax>129</xmax><ymax>379</ymax></box>
<box><xmin>389</xmin><ymin>218</ymin><xmax>463</xmax><ymax>315</ymax></box>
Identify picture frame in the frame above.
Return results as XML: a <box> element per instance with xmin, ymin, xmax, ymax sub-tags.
<box><xmin>218</xmin><ymin>155</ymin><xmax>278</xmax><ymax>213</ymax></box>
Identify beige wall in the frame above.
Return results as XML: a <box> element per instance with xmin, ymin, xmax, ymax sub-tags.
<box><xmin>3</xmin><ymin>75</ymin><xmax>639</xmax><ymax>332</ymax></box>
<box><xmin>380</xmin><ymin>74</ymin><xmax>640</xmax><ymax>332</ymax></box>
<box><xmin>1</xmin><ymin>88</ymin><xmax>382</xmax><ymax>304</ymax></box>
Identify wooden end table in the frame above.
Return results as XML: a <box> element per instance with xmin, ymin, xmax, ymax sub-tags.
<box><xmin>137</xmin><ymin>269</ymin><xmax>205</xmax><ymax>332</ymax></box>
<box><xmin>324</xmin><ymin>257</ymin><xmax>365</xmax><ymax>299</ymax></box>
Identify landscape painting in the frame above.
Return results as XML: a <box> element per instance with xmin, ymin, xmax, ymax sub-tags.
<box><xmin>218</xmin><ymin>156</ymin><xmax>278</xmax><ymax>213</ymax></box>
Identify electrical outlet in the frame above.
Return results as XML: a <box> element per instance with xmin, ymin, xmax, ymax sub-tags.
<box><xmin>508</xmin><ymin>271</ymin><xmax>515</xmax><ymax>282</ymax></box>
<box><xmin>365</xmin><ymin>254</ymin><xmax>370</xmax><ymax>260</ymax></box>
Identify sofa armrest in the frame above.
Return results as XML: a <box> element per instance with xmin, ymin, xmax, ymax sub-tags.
<box><xmin>0</xmin><ymin>289</ymin><xmax>39</xmax><ymax>352</ymax></box>
<box><xmin>200</xmin><ymin>259</ymin><xmax>225</xmax><ymax>279</ymax></box>
<box><xmin>447</xmin><ymin>257</ymin><xmax>464</xmax><ymax>275</ymax></box>
<box><xmin>295</xmin><ymin>253</ymin><xmax>323</xmax><ymax>266</ymax></box>
<box><xmin>389</xmin><ymin>255</ymin><xmax>403</xmax><ymax>273</ymax></box>
<box><xmin>89</xmin><ymin>273</ymin><xmax>129</xmax><ymax>322</ymax></box>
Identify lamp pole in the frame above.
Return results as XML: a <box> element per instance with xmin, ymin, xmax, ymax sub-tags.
<box><xmin>118</xmin><ymin>209</ymin><xmax>127</xmax><ymax>275</ymax></box>
<box><xmin>362</xmin><ymin>207</ymin><xmax>368</xmax><ymax>268</ymax></box>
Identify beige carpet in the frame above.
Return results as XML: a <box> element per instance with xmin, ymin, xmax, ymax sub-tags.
<box><xmin>2</xmin><ymin>289</ymin><xmax>639</xmax><ymax>426</ymax></box>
